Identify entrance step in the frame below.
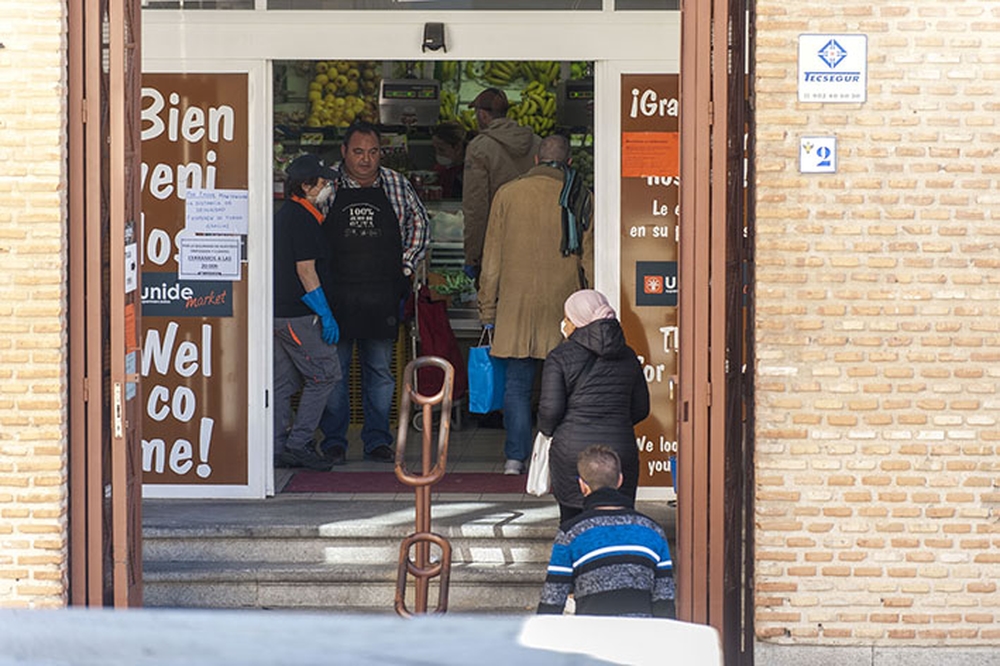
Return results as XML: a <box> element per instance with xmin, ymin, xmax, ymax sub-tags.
<box><xmin>143</xmin><ymin>524</ymin><xmax>556</xmax><ymax>565</ymax></box>
<box><xmin>143</xmin><ymin>562</ymin><xmax>545</xmax><ymax>613</ymax></box>
<box><xmin>142</xmin><ymin>497</ymin><xmax>563</xmax><ymax>614</ymax></box>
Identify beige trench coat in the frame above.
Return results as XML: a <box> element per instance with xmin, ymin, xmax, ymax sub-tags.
<box><xmin>477</xmin><ymin>165</ymin><xmax>594</xmax><ymax>360</ymax></box>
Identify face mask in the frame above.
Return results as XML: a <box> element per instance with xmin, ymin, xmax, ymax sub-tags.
<box><xmin>314</xmin><ymin>182</ymin><xmax>333</xmax><ymax>206</ymax></box>
<box><xmin>560</xmin><ymin>318</ymin><xmax>569</xmax><ymax>339</ymax></box>
<box><xmin>435</xmin><ymin>154</ymin><xmax>454</xmax><ymax>167</ymax></box>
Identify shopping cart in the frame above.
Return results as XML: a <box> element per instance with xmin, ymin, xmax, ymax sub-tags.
<box><xmin>403</xmin><ymin>262</ymin><xmax>467</xmax><ymax>432</ymax></box>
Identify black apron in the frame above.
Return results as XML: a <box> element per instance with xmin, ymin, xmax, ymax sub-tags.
<box><xmin>324</xmin><ymin>184</ymin><xmax>405</xmax><ymax>340</ymax></box>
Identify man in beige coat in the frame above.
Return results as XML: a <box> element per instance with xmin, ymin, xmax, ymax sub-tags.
<box><xmin>462</xmin><ymin>88</ymin><xmax>541</xmax><ymax>278</ymax></box>
<box><xmin>478</xmin><ymin>134</ymin><xmax>594</xmax><ymax>474</ymax></box>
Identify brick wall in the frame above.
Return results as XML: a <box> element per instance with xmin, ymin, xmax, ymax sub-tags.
<box><xmin>0</xmin><ymin>1</ymin><xmax>69</xmax><ymax>607</ymax></box>
<box><xmin>754</xmin><ymin>0</ymin><xmax>1000</xmax><ymax>646</ymax></box>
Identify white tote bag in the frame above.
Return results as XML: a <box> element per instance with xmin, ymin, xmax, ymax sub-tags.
<box><xmin>526</xmin><ymin>432</ymin><xmax>552</xmax><ymax>496</ymax></box>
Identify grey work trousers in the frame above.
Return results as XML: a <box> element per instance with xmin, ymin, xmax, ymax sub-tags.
<box><xmin>273</xmin><ymin>315</ymin><xmax>341</xmax><ymax>456</ymax></box>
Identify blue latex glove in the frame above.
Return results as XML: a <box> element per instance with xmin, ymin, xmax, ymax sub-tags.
<box><xmin>300</xmin><ymin>286</ymin><xmax>339</xmax><ymax>345</ymax></box>
<box><xmin>463</xmin><ymin>264</ymin><xmax>479</xmax><ymax>280</ymax></box>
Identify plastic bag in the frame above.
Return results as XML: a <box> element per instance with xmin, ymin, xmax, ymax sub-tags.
<box><xmin>526</xmin><ymin>431</ymin><xmax>552</xmax><ymax>497</ymax></box>
<box><xmin>468</xmin><ymin>327</ymin><xmax>506</xmax><ymax>414</ymax></box>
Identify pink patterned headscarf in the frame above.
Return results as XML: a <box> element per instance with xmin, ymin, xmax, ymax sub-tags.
<box><xmin>564</xmin><ymin>289</ymin><xmax>617</xmax><ymax>328</ymax></box>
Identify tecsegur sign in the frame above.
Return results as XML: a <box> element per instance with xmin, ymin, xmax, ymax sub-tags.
<box><xmin>798</xmin><ymin>34</ymin><xmax>868</xmax><ymax>103</ymax></box>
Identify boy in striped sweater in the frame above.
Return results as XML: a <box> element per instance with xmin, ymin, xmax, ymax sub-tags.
<box><xmin>537</xmin><ymin>445</ymin><xmax>675</xmax><ymax>618</ymax></box>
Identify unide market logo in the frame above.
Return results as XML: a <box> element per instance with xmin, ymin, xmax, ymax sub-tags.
<box><xmin>818</xmin><ymin>39</ymin><xmax>847</xmax><ymax>68</ymax></box>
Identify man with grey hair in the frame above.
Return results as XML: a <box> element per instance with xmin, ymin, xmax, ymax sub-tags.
<box><xmin>478</xmin><ymin>134</ymin><xmax>594</xmax><ymax>475</ymax></box>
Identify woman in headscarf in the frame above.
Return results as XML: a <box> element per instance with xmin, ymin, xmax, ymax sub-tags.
<box><xmin>537</xmin><ymin>289</ymin><xmax>650</xmax><ymax>523</ymax></box>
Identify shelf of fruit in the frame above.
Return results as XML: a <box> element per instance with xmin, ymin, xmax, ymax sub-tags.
<box><xmin>305</xmin><ymin>60</ymin><xmax>381</xmax><ymax>128</ymax></box>
<box><xmin>437</xmin><ymin>61</ymin><xmax>593</xmax><ymax>139</ymax></box>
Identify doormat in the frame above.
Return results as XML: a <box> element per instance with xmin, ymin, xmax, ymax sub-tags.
<box><xmin>283</xmin><ymin>471</ymin><xmax>529</xmax><ymax>494</ymax></box>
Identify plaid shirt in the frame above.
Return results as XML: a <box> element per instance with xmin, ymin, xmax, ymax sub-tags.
<box><xmin>332</xmin><ymin>165</ymin><xmax>429</xmax><ymax>273</ymax></box>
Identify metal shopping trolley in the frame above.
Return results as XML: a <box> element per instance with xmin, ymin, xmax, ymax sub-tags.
<box><xmin>403</xmin><ymin>261</ymin><xmax>467</xmax><ymax>432</ymax></box>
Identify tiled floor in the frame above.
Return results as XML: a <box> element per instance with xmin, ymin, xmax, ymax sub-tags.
<box><xmin>275</xmin><ymin>412</ymin><xmax>514</xmax><ymax>500</ymax></box>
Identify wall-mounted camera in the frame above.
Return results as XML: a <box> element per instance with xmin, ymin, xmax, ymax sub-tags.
<box><xmin>422</xmin><ymin>23</ymin><xmax>446</xmax><ymax>53</ymax></box>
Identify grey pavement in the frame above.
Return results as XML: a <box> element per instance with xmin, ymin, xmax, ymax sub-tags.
<box><xmin>0</xmin><ymin>609</ymin><xmax>721</xmax><ymax>666</ymax></box>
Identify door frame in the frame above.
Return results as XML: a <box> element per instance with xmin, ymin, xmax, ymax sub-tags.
<box><xmin>142</xmin><ymin>10</ymin><xmax>681</xmax><ymax>501</ymax></box>
<box><xmin>68</xmin><ymin>0</ymin><xmax>144</xmax><ymax>607</ymax></box>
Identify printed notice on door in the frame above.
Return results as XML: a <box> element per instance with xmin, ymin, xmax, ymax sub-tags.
<box><xmin>621</xmin><ymin>132</ymin><xmax>679</xmax><ymax>179</ymax></box>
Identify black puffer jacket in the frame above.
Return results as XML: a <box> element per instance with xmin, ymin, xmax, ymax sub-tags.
<box><xmin>537</xmin><ymin>318</ymin><xmax>650</xmax><ymax>509</ymax></box>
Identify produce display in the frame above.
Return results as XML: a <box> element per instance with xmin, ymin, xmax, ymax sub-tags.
<box><xmin>305</xmin><ymin>60</ymin><xmax>381</xmax><ymax>128</ymax></box>
<box><xmin>506</xmin><ymin>80</ymin><xmax>557</xmax><ymax>136</ymax></box>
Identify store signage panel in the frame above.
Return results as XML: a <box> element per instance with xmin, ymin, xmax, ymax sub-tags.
<box><xmin>619</xmin><ymin>73</ymin><xmax>680</xmax><ymax>489</ymax></box>
<box><xmin>635</xmin><ymin>261</ymin><xmax>678</xmax><ymax>307</ymax></box>
<box><xmin>140</xmin><ymin>73</ymin><xmax>249</xmax><ymax>487</ymax></box>
<box><xmin>798</xmin><ymin>34</ymin><xmax>867</xmax><ymax>103</ymax></box>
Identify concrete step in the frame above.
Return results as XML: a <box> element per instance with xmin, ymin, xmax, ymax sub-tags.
<box><xmin>143</xmin><ymin>525</ymin><xmax>556</xmax><ymax>565</ymax></box>
<box><xmin>143</xmin><ymin>561</ymin><xmax>545</xmax><ymax>614</ymax></box>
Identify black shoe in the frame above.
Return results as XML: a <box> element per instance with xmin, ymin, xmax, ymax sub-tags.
<box><xmin>279</xmin><ymin>447</ymin><xmax>330</xmax><ymax>472</ymax></box>
<box><xmin>364</xmin><ymin>445</ymin><xmax>395</xmax><ymax>463</ymax></box>
<box><xmin>325</xmin><ymin>447</ymin><xmax>347</xmax><ymax>466</ymax></box>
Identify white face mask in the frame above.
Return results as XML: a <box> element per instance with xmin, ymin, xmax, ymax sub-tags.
<box><xmin>435</xmin><ymin>154</ymin><xmax>454</xmax><ymax>167</ymax></box>
<box><xmin>313</xmin><ymin>182</ymin><xmax>333</xmax><ymax>206</ymax></box>
<box><xmin>560</xmin><ymin>318</ymin><xmax>569</xmax><ymax>339</ymax></box>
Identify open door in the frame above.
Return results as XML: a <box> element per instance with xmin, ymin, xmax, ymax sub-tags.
<box><xmin>68</xmin><ymin>0</ymin><xmax>144</xmax><ymax>607</ymax></box>
<box><xmin>678</xmin><ymin>0</ymin><xmax>754</xmax><ymax>663</ymax></box>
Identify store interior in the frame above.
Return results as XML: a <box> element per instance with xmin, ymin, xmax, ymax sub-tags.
<box><xmin>272</xmin><ymin>59</ymin><xmax>595</xmax><ymax>335</ymax></box>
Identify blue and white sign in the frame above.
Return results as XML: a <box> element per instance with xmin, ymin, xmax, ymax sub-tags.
<box><xmin>800</xmin><ymin>136</ymin><xmax>837</xmax><ymax>174</ymax></box>
<box><xmin>798</xmin><ymin>34</ymin><xmax>867</xmax><ymax>103</ymax></box>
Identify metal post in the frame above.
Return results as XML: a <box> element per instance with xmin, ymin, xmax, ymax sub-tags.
<box><xmin>393</xmin><ymin>356</ymin><xmax>455</xmax><ymax>617</ymax></box>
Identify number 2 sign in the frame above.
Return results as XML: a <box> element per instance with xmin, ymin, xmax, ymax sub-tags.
<box><xmin>800</xmin><ymin>136</ymin><xmax>837</xmax><ymax>174</ymax></box>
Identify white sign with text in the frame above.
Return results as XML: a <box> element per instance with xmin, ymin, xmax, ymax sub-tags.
<box><xmin>178</xmin><ymin>236</ymin><xmax>241</xmax><ymax>281</ymax></box>
<box><xmin>798</xmin><ymin>34</ymin><xmax>867</xmax><ymax>103</ymax></box>
<box><xmin>185</xmin><ymin>188</ymin><xmax>249</xmax><ymax>234</ymax></box>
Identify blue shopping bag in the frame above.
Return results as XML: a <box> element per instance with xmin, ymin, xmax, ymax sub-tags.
<box><xmin>467</xmin><ymin>327</ymin><xmax>506</xmax><ymax>414</ymax></box>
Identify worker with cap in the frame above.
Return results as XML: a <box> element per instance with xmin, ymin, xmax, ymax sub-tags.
<box><xmin>462</xmin><ymin>87</ymin><xmax>541</xmax><ymax>279</ymax></box>
<box><xmin>273</xmin><ymin>153</ymin><xmax>342</xmax><ymax>471</ymax></box>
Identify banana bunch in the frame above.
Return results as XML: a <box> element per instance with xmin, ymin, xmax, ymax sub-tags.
<box><xmin>570</xmin><ymin>61</ymin><xmax>590</xmax><ymax>80</ymax></box>
<box><xmin>481</xmin><ymin>60</ymin><xmax>521</xmax><ymax>87</ymax></box>
<box><xmin>520</xmin><ymin>61</ymin><xmax>560</xmax><ymax>89</ymax></box>
<box><xmin>458</xmin><ymin>108</ymin><xmax>478</xmax><ymax>132</ymax></box>
<box><xmin>439</xmin><ymin>89</ymin><xmax>459</xmax><ymax>123</ymax></box>
<box><xmin>507</xmin><ymin>81</ymin><xmax>558</xmax><ymax>136</ymax></box>
<box><xmin>464</xmin><ymin>61</ymin><xmax>486</xmax><ymax>80</ymax></box>
<box><xmin>438</xmin><ymin>61</ymin><xmax>459</xmax><ymax>84</ymax></box>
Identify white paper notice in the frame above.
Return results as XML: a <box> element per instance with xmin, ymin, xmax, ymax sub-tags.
<box><xmin>124</xmin><ymin>243</ymin><xmax>138</xmax><ymax>293</ymax></box>
<box><xmin>185</xmin><ymin>189</ymin><xmax>249</xmax><ymax>234</ymax></box>
<box><xmin>178</xmin><ymin>236</ymin><xmax>242</xmax><ymax>281</ymax></box>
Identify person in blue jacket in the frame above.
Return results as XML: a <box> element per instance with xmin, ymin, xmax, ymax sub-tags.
<box><xmin>538</xmin><ymin>445</ymin><xmax>675</xmax><ymax>618</ymax></box>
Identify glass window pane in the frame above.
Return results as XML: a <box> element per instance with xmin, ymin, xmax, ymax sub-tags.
<box><xmin>268</xmin><ymin>0</ymin><xmax>601</xmax><ymax>9</ymax></box>
<box><xmin>142</xmin><ymin>0</ymin><xmax>254</xmax><ymax>7</ymax></box>
<box><xmin>615</xmin><ymin>0</ymin><xmax>678</xmax><ymax>9</ymax></box>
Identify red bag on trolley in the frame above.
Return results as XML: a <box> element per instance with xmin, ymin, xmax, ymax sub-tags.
<box><xmin>404</xmin><ymin>285</ymin><xmax>467</xmax><ymax>400</ymax></box>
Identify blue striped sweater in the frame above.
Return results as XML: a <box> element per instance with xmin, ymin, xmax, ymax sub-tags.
<box><xmin>538</xmin><ymin>488</ymin><xmax>675</xmax><ymax>618</ymax></box>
